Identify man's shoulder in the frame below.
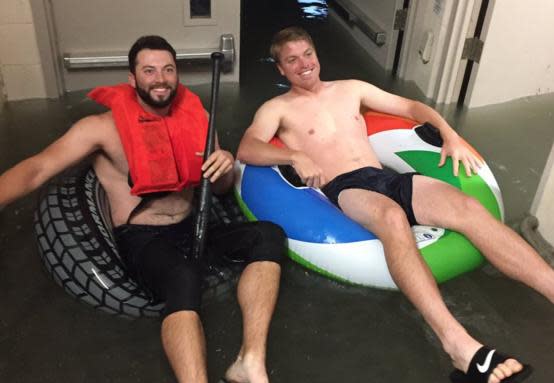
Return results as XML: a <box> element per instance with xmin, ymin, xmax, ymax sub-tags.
<box><xmin>328</xmin><ymin>79</ymin><xmax>378</xmax><ymax>100</ymax></box>
<box><xmin>70</xmin><ymin>111</ymin><xmax>118</xmax><ymax>144</ymax></box>
<box><xmin>331</xmin><ymin>79</ymin><xmax>368</xmax><ymax>89</ymax></box>
<box><xmin>74</xmin><ymin>111</ymin><xmax>115</xmax><ymax>131</ymax></box>
<box><xmin>266</xmin><ymin>92</ymin><xmax>291</xmax><ymax>104</ymax></box>
<box><xmin>257</xmin><ymin>94</ymin><xmax>290</xmax><ymax>114</ymax></box>
<box><xmin>79</xmin><ymin>110</ymin><xmax>114</xmax><ymax>124</ymax></box>
<box><xmin>264</xmin><ymin>89</ymin><xmax>313</xmax><ymax>108</ymax></box>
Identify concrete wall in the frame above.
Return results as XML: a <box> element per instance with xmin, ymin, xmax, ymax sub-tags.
<box><xmin>0</xmin><ymin>0</ymin><xmax>47</xmax><ymax>100</ymax></box>
<box><xmin>531</xmin><ymin>142</ymin><xmax>554</xmax><ymax>244</ymax></box>
<box><xmin>472</xmin><ymin>0</ymin><xmax>554</xmax><ymax>244</ymax></box>
<box><xmin>466</xmin><ymin>0</ymin><xmax>554</xmax><ymax>107</ymax></box>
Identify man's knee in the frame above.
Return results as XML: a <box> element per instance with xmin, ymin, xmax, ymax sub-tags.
<box><xmin>455</xmin><ymin>194</ymin><xmax>487</xmax><ymax>221</ymax></box>
<box><xmin>379</xmin><ymin>204</ymin><xmax>410</xmax><ymax>231</ymax></box>
<box><xmin>162</xmin><ymin>262</ymin><xmax>202</xmax><ymax>318</ymax></box>
<box><xmin>162</xmin><ymin>308</ymin><xmax>201</xmax><ymax>324</ymax></box>
<box><xmin>248</xmin><ymin>221</ymin><xmax>287</xmax><ymax>265</ymax></box>
<box><xmin>465</xmin><ymin>195</ymin><xmax>486</xmax><ymax>212</ymax></box>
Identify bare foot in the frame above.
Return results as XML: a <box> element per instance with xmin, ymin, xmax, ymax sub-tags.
<box><xmin>224</xmin><ymin>354</ymin><xmax>269</xmax><ymax>383</ymax></box>
<box><xmin>486</xmin><ymin>358</ymin><xmax>525</xmax><ymax>383</ymax></box>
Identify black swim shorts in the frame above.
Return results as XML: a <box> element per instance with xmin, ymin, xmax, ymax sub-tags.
<box><xmin>321</xmin><ymin>166</ymin><xmax>419</xmax><ymax>226</ymax></box>
<box><xmin>114</xmin><ymin>216</ymin><xmax>286</xmax><ymax>317</ymax></box>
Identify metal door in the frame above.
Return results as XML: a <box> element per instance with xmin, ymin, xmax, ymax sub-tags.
<box><xmin>35</xmin><ymin>0</ymin><xmax>240</xmax><ymax>93</ymax></box>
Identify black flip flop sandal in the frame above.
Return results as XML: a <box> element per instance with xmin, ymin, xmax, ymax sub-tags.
<box><xmin>450</xmin><ymin>346</ymin><xmax>533</xmax><ymax>383</ymax></box>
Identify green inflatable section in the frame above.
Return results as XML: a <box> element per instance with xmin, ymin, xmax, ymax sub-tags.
<box><xmin>397</xmin><ymin>151</ymin><xmax>502</xmax><ymax>282</ymax></box>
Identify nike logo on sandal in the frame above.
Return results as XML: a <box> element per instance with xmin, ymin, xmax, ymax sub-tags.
<box><xmin>477</xmin><ymin>349</ymin><xmax>496</xmax><ymax>373</ymax></box>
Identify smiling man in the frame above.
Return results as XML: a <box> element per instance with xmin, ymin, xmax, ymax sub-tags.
<box><xmin>0</xmin><ymin>35</ymin><xmax>285</xmax><ymax>383</ymax></box>
<box><xmin>237</xmin><ymin>26</ymin><xmax>554</xmax><ymax>383</ymax></box>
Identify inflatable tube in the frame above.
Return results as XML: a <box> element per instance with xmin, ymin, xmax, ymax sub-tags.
<box><xmin>234</xmin><ymin>112</ymin><xmax>504</xmax><ymax>289</ymax></box>
<box><xmin>34</xmin><ymin>166</ymin><xmax>245</xmax><ymax>318</ymax></box>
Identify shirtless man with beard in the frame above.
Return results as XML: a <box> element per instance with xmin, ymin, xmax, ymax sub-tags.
<box><xmin>0</xmin><ymin>35</ymin><xmax>285</xmax><ymax>383</ymax></box>
<box><xmin>237</xmin><ymin>26</ymin><xmax>554</xmax><ymax>383</ymax></box>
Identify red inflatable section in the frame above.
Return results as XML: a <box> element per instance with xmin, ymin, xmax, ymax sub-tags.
<box><xmin>364</xmin><ymin>111</ymin><xmax>416</xmax><ymax>135</ymax></box>
<box><xmin>269</xmin><ymin>136</ymin><xmax>285</xmax><ymax>147</ymax></box>
<box><xmin>364</xmin><ymin>112</ymin><xmax>483</xmax><ymax>161</ymax></box>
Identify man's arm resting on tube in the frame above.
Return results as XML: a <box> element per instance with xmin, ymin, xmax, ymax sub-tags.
<box><xmin>0</xmin><ymin>115</ymin><xmax>105</xmax><ymax>209</ymax></box>
<box><xmin>237</xmin><ymin>100</ymin><xmax>326</xmax><ymax>188</ymax></box>
<box><xmin>358</xmin><ymin>80</ymin><xmax>482</xmax><ymax>176</ymax></box>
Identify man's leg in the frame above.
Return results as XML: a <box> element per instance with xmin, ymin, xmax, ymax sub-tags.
<box><xmin>162</xmin><ymin>260</ymin><xmax>280</xmax><ymax>383</ymax></box>
<box><xmin>225</xmin><ymin>261</ymin><xmax>281</xmax><ymax>383</ymax></box>
<box><xmin>338</xmin><ymin>188</ymin><xmax>526</xmax><ymax>382</ymax></box>
<box><xmin>207</xmin><ymin>221</ymin><xmax>284</xmax><ymax>383</ymax></box>
<box><xmin>161</xmin><ymin>311</ymin><xmax>208</xmax><ymax>383</ymax></box>
<box><xmin>412</xmin><ymin>175</ymin><xmax>554</xmax><ymax>303</ymax></box>
<box><xmin>123</xmin><ymin>230</ymin><xmax>208</xmax><ymax>383</ymax></box>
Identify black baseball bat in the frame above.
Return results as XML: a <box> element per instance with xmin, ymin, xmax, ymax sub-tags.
<box><xmin>192</xmin><ymin>52</ymin><xmax>224</xmax><ymax>260</ymax></box>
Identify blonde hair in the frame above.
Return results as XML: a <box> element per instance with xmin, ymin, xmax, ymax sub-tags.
<box><xmin>270</xmin><ymin>27</ymin><xmax>315</xmax><ymax>62</ymax></box>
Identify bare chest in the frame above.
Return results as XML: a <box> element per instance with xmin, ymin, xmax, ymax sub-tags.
<box><xmin>279</xmin><ymin>97</ymin><xmax>366</xmax><ymax>149</ymax></box>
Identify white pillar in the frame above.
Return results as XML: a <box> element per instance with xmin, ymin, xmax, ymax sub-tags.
<box><xmin>531</xmin><ymin>142</ymin><xmax>554</xmax><ymax>244</ymax></box>
<box><xmin>0</xmin><ymin>65</ymin><xmax>6</xmax><ymax>107</ymax></box>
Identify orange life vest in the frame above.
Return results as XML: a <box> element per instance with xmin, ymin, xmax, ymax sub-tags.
<box><xmin>88</xmin><ymin>83</ymin><xmax>208</xmax><ymax>196</ymax></box>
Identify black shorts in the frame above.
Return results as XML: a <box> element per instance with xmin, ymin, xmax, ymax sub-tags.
<box><xmin>114</xmin><ymin>216</ymin><xmax>286</xmax><ymax>317</ymax></box>
<box><xmin>321</xmin><ymin>166</ymin><xmax>419</xmax><ymax>226</ymax></box>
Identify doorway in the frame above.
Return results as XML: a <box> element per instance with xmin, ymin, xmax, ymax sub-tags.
<box><xmin>238</xmin><ymin>0</ymin><xmax>408</xmax><ymax>102</ymax></box>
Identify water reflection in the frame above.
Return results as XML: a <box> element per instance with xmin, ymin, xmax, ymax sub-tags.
<box><xmin>258</xmin><ymin>57</ymin><xmax>276</xmax><ymax>63</ymax></box>
<box><xmin>275</xmin><ymin>83</ymin><xmax>291</xmax><ymax>89</ymax></box>
<box><xmin>297</xmin><ymin>0</ymin><xmax>328</xmax><ymax>20</ymax></box>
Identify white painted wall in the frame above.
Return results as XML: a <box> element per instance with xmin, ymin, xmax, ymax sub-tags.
<box><xmin>531</xmin><ymin>142</ymin><xmax>554</xmax><ymax>244</ymax></box>
<box><xmin>0</xmin><ymin>0</ymin><xmax>47</xmax><ymax>100</ymax></box>
<box><xmin>466</xmin><ymin>0</ymin><xmax>554</xmax><ymax>107</ymax></box>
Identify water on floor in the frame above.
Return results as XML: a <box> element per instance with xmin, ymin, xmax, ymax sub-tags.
<box><xmin>1</xmin><ymin>1</ymin><xmax>553</xmax><ymax>382</ymax></box>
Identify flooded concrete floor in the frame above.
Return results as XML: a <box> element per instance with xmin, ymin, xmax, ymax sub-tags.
<box><xmin>1</xmin><ymin>1</ymin><xmax>554</xmax><ymax>382</ymax></box>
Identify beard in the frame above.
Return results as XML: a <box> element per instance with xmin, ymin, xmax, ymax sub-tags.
<box><xmin>135</xmin><ymin>81</ymin><xmax>178</xmax><ymax>109</ymax></box>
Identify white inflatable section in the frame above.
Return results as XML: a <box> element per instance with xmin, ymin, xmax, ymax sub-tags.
<box><xmin>370</xmin><ymin>128</ymin><xmax>440</xmax><ymax>171</ymax></box>
<box><xmin>288</xmin><ymin>238</ymin><xmax>396</xmax><ymax>288</ymax></box>
<box><xmin>370</xmin><ymin>129</ymin><xmax>504</xmax><ymax>220</ymax></box>
<box><xmin>288</xmin><ymin>223</ymin><xmax>444</xmax><ymax>289</ymax></box>
<box><xmin>234</xmin><ymin>162</ymin><xmax>245</xmax><ymax>195</ymax></box>
<box><xmin>475</xmin><ymin>165</ymin><xmax>505</xmax><ymax>221</ymax></box>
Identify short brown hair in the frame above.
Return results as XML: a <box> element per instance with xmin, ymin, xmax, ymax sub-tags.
<box><xmin>128</xmin><ymin>35</ymin><xmax>177</xmax><ymax>74</ymax></box>
<box><xmin>270</xmin><ymin>27</ymin><xmax>315</xmax><ymax>62</ymax></box>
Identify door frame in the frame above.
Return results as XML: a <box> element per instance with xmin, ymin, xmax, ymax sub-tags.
<box><xmin>455</xmin><ymin>0</ymin><xmax>490</xmax><ymax>106</ymax></box>
<box><xmin>30</xmin><ymin>0</ymin><xmax>64</xmax><ymax>98</ymax></box>
<box><xmin>398</xmin><ymin>0</ymin><xmax>485</xmax><ymax>105</ymax></box>
<box><xmin>391</xmin><ymin>0</ymin><xmax>411</xmax><ymax>77</ymax></box>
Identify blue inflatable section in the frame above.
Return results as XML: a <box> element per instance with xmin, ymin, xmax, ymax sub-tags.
<box><xmin>241</xmin><ymin>165</ymin><xmax>377</xmax><ymax>243</ymax></box>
